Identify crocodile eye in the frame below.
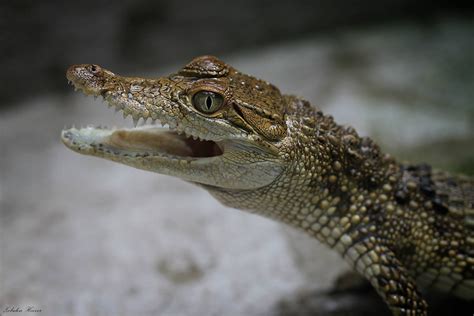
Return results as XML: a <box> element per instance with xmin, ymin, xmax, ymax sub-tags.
<box><xmin>192</xmin><ymin>91</ymin><xmax>224</xmax><ymax>114</ymax></box>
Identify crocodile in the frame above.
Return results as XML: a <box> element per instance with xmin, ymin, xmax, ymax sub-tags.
<box><xmin>61</xmin><ymin>56</ymin><xmax>474</xmax><ymax>315</ymax></box>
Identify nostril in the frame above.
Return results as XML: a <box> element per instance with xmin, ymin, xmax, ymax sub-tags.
<box><xmin>90</xmin><ymin>65</ymin><xmax>100</xmax><ymax>73</ymax></box>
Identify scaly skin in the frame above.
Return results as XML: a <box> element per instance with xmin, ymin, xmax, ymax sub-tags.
<box><xmin>61</xmin><ymin>56</ymin><xmax>474</xmax><ymax>315</ymax></box>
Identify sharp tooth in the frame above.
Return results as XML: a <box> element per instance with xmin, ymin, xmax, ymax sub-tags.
<box><xmin>123</xmin><ymin>112</ymin><xmax>129</xmax><ymax>119</ymax></box>
<box><xmin>192</xmin><ymin>135</ymin><xmax>197</xmax><ymax>140</ymax></box>
<box><xmin>184</xmin><ymin>127</ymin><xmax>193</xmax><ymax>136</ymax></box>
<box><xmin>151</xmin><ymin>119</ymin><xmax>156</xmax><ymax>125</ymax></box>
<box><xmin>133</xmin><ymin>117</ymin><xmax>139</xmax><ymax>127</ymax></box>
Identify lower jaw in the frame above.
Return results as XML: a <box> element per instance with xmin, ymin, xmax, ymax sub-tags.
<box><xmin>61</xmin><ymin>124</ymin><xmax>242</xmax><ymax>188</ymax></box>
<box><xmin>61</xmin><ymin>125</ymin><xmax>282</xmax><ymax>189</ymax></box>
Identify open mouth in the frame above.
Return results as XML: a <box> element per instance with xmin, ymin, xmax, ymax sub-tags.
<box><xmin>61</xmin><ymin>73</ymin><xmax>226</xmax><ymax>160</ymax></box>
<box><xmin>61</xmin><ymin>73</ymin><xmax>225</xmax><ymax>161</ymax></box>
<box><xmin>61</xmin><ymin>124</ymin><xmax>224</xmax><ymax>160</ymax></box>
<box><xmin>62</xmin><ymin>69</ymin><xmax>227</xmax><ymax>161</ymax></box>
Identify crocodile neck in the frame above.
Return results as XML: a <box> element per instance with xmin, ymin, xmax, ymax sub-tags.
<box><xmin>209</xmin><ymin>95</ymin><xmax>399</xmax><ymax>246</ymax></box>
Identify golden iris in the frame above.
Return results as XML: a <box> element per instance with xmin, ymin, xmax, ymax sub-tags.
<box><xmin>192</xmin><ymin>91</ymin><xmax>224</xmax><ymax>114</ymax></box>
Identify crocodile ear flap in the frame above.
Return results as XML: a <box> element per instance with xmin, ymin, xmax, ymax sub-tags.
<box><xmin>237</xmin><ymin>106</ymin><xmax>287</xmax><ymax>141</ymax></box>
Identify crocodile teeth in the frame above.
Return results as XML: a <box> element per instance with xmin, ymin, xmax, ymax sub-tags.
<box><xmin>94</xmin><ymin>93</ymin><xmax>216</xmax><ymax>143</ymax></box>
<box><xmin>168</xmin><ymin>120</ymin><xmax>177</xmax><ymax>129</ymax></box>
<box><xmin>132</xmin><ymin>117</ymin><xmax>139</xmax><ymax>127</ymax></box>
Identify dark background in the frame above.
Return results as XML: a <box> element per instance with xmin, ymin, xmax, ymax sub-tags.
<box><xmin>1</xmin><ymin>0</ymin><xmax>472</xmax><ymax>106</ymax></box>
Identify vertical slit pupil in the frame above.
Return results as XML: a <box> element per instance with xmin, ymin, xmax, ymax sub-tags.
<box><xmin>206</xmin><ymin>96</ymin><xmax>212</xmax><ymax>109</ymax></box>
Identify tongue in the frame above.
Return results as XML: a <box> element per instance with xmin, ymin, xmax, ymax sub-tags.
<box><xmin>108</xmin><ymin>129</ymin><xmax>194</xmax><ymax>156</ymax></box>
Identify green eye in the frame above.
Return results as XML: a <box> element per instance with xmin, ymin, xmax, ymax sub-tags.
<box><xmin>192</xmin><ymin>91</ymin><xmax>224</xmax><ymax>114</ymax></box>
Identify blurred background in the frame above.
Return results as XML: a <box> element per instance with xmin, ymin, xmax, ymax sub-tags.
<box><xmin>1</xmin><ymin>1</ymin><xmax>473</xmax><ymax>315</ymax></box>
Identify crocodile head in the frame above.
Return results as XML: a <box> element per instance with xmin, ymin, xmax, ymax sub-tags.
<box><xmin>62</xmin><ymin>56</ymin><xmax>289</xmax><ymax>190</ymax></box>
